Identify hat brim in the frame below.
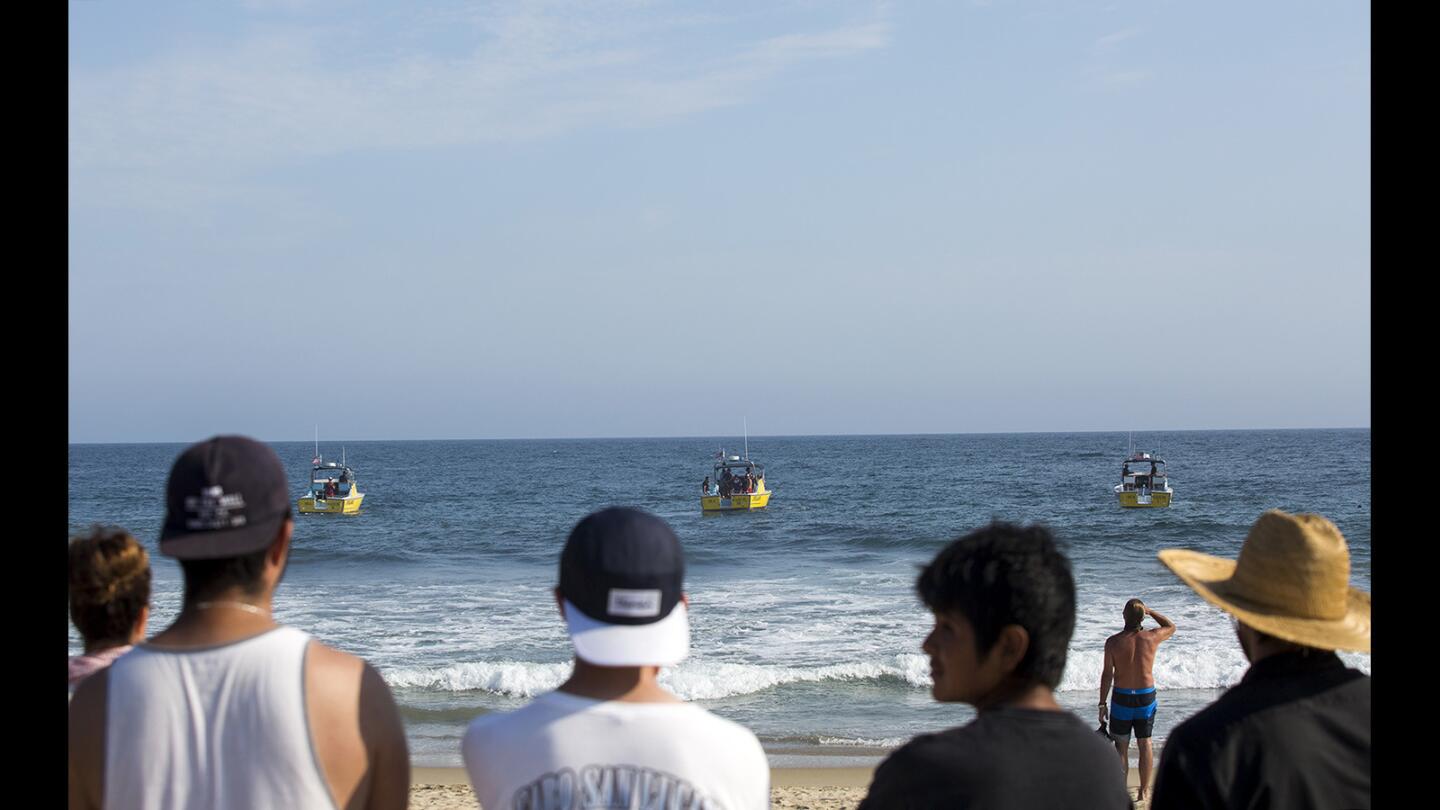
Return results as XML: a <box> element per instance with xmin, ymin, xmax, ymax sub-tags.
<box><xmin>159</xmin><ymin>512</ymin><xmax>287</xmax><ymax>560</ymax></box>
<box><xmin>1158</xmin><ymin>548</ymin><xmax>1370</xmax><ymax>654</ymax></box>
<box><xmin>564</xmin><ymin>599</ymin><xmax>689</xmax><ymax>667</ymax></box>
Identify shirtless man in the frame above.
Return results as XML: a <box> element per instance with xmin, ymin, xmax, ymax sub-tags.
<box><xmin>1099</xmin><ymin>598</ymin><xmax>1175</xmax><ymax>803</ymax></box>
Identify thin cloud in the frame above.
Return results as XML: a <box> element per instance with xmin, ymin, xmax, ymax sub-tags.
<box><xmin>69</xmin><ymin>5</ymin><xmax>893</xmax><ymax>182</ymax></box>
<box><xmin>1093</xmin><ymin>26</ymin><xmax>1142</xmax><ymax>52</ymax></box>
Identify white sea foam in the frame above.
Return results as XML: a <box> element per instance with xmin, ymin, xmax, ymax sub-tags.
<box><xmin>816</xmin><ymin>736</ymin><xmax>908</xmax><ymax>748</ymax></box>
<box><xmin>384</xmin><ymin>645</ymin><xmax>1371</xmax><ymax>701</ymax></box>
<box><xmin>1058</xmin><ymin>643</ymin><xmax>1371</xmax><ymax>692</ymax></box>
<box><xmin>386</xmin><ymin>661</ymin><xmax>573</xmax><ymax>696</ymax></box>
<box><xmin>383</xmin><ymin>655</ymin><xmax>932</xmax><ymax>700</ymax></box>
<box><xmin>665</xmin><ymin>658</ymin><xmax>925</xmax><ymax>700</ymax></box>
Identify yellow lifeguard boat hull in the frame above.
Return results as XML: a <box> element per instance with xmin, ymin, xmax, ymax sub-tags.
<box><xmin>1117</xmin><ymin>490</ymin><xmax>1172</xmax><ymax>508</ymax></box>
<box><xmin>298</xmin><ymin>494</ymin><xmax>364</xmax><ymax>514</ymax></box>
<box><xmin>701</xmin><ymin>491</ymin><xmax>771</xmax><ymax>511</ymax></box>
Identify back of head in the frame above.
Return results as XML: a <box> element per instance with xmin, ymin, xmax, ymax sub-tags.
<box><xmin>69</xmin><ymin>527</ymin><xmax>151</xmax><ymax>647</ymax></box>
<box><xmin>1123</xmin><ymin>598</ymin><xmax>1145</xmax><ymax>630</ymax></box>
<box><xmin>558</xmin><ymin>506</ymin><xmax>689</xmax><ymax>667</ymax></box>
<box><xmin>916</xmin><ymin>521</ymin><xmax>1076</xmax><ymax>688</ymax></box>
<box><xmin>158</xmin><ymin>435</ymin><xmax>292</xmax><ymax>602</ymax></box>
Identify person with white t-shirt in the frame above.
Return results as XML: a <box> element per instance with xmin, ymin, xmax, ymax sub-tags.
<box><xmin>462</xmin><ymin>507</ymin><xmax>770</xmax><ymax>810</ymax></box>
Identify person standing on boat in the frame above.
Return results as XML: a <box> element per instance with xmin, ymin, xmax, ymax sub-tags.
<box><xmin>702</xmin><ymin>476</ymin><xmax>712</xmax><ymax>495</ymax></box>
<box><xmin>1099</xmin><ymin>598</ymin><xmax>1176</xmax><ymax>803</ymax></box>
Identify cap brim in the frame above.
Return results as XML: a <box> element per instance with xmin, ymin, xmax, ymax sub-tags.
<box><xmin>1157</xmin><ymin>548</ymin><xmax>1371</xmax><ymax>654</ymax></box>
<box><xmin>564</xmin><ymin>599</ymin><xmax>689</xmax><ymax>667</ymax></box>
<box><xmin>159</xmin><ymin>513</ymin><xmax>286</xmax><ymax>560</ymax></box>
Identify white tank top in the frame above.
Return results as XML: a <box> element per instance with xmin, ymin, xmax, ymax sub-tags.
<box><xmin>103</xmin><ymin>626</ymin><xmax>337</xmax><ymax>810</ymax></box>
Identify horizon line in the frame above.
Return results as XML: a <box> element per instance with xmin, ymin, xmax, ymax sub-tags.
<box><xmin>68</xmin><ymin>425</ymin><xmax>1371</xmax><ymax>446</ymax></box>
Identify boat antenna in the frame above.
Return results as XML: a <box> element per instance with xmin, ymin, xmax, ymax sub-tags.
<box><xmin>743</xmin><ymin>417</ymin><xmax>748</xmax><ymax>461</ymax></box>
<box><xmin>314</xmin><ymin>425</ymin><xmax>320</xmax><ymax>463</ymax></box>
<box><xmin>342</xmin><ymin>445</ymin><xmax>346</xmax><ymax>466</ymax></box>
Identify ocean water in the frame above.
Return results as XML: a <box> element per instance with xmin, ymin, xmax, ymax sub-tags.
<box><xmin>68</xmin><ymin>429</ymin><xmax>1371</xmax><ymax>767</ymax></box>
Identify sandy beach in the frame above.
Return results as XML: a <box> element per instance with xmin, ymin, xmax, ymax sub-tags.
<box><xmin>411</xmin><ymin>760</ymin><xmax>1152</xmax><ymax>801</ymax></box>
<box><xmin>409</xmin><ymin>766</ymin><xmax>873</xmax><ymax>809</ymax></box>
<box><xmin>408</xmin><ymin>763</ymin><xmax>1154</xmax><ymax>808</ymax></box>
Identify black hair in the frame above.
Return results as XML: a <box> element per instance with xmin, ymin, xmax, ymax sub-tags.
<box><xmin>179</xmin><ymin>546</ymin><xmax>272</xmax><ymax>603</ymax></box>
<box><xmin>915</xmin><ymin>521</ymin><xmax>1076</xmax><ymax>688</ymax></box>
<box><xmin>177</xmin><ymin>512</ymin><xmax>290</xmax><ymax>604</ymax></box>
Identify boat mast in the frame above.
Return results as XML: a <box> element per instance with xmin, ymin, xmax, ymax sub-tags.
<box><xmin>314</xmin><ymin>425</ymin><xmax>320</xmax><ymax>463</ymax></box>
<box><xmin>744</xmin><ymin>417</ymin><xmax>748</xmax><ymax>461</ymax></box>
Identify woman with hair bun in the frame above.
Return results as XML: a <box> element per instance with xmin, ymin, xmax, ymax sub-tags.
<box><xmin>68</xmin><ymin>527</ymin><xmax>151</xmax><ymax>694</ymax></box>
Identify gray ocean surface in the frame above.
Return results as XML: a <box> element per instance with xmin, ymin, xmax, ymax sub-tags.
<box><xmin>68</xmin><ymin>429</ymin><xmax>1371</xmax><ymax>767</ymax></box>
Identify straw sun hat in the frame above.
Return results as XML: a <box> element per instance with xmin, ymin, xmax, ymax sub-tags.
<box><xmin>1158</xmin><ymin>510</ymin><xmax>1370</xmax><ymax>653</ymax></box>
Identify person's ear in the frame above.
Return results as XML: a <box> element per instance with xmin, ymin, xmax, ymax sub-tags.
<box><xmin>268</xmin><ymin>519</ymin><xmax>293</xmax><ymax>568</ymax></box>
<box><xmin>995</xmin><ymin>625</ymin><xmax>1031</xmax><ymax>672</ymax></box>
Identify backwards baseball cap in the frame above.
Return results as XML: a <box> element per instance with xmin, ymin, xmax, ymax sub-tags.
<box><xmin>159</xmin><ymin>436</ymin><xmax>292</xmax><ymax>560</ymax></box>
<box><xmin>559</xmin><ymin>507</ymin><xmax>689</xmax><ymax>667</ymax></box>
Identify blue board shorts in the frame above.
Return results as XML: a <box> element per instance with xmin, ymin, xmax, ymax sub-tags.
<box><xmin>1109</xmin><ymin>686</ymin><xmax>1157</xmax><ymax>739</ymax></box>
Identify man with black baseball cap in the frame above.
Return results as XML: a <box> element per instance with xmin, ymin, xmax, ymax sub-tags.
<box><xmin>69</xmin><ymin>436</ymin><xmax>410</xmax><ymax>810</ymax></box>
<box><xmin>463</xmin><ymin>506</ymin><xmax>769</xmax><ymax>810</ymax></box>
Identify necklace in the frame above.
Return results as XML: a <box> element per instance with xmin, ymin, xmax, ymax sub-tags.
<box><xmin>193</xmin><ymin>600</ymin><xmax>267</xmax><ymax>617</ymax></box>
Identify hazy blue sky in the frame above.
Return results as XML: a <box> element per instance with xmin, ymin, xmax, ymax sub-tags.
<box><xmin>69</xmin><ymin>0</ymin><xmax>1369</xmax><ymax>443</ymax></box>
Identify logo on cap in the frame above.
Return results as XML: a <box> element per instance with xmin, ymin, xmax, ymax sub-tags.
<box><xmin>607</xmin><ymin>588</ymin><xmax>662</xmax><ymax>618</ymax></box>
<box><xmin>183</xmin><ymin>485</ymin><xmax>249</xmax><ymax>531</ymax></box>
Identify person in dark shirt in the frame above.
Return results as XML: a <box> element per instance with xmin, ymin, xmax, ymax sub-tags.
<box><xmin>858</xmin><ymin>521</ymin><xmax>1131</xmax><ymax>810</ymax></box>
<box><xmin>1152</xmin><ymin>509</ymin><xmax>1370</xmax><ymax>810</ymax></box>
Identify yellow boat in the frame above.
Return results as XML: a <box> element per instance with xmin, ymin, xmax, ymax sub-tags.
<box><xmin>701</xmin><ymin>454</ymin><xmax>771</xmax><ymax>512</ymax></box>
<box><xmin>298</xmin><ymin>454</ymin><xmax>364</xmax><ymax>515</ymax></box>
<box><xmin>1114</xmin><ymin>451</ymin><xmax>1173</xmax><ymax>508</ymax></box>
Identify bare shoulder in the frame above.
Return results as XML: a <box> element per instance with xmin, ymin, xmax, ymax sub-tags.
<box><xmin>304</xmin><ymin>640</ymin><xmax>409</xmax><ymax>810</ymax></box>
<box><xmin>304</xmin><ymin>640</ymin><xmax>368</xmax><ymax>726</ymax></box>
<box><xmin>304</xmin><ymin>639</ymin><xmax>402</xmax><ymax>719</ymax></box>
<box><xmin>307</xmin><ymin>638</ymin><xmax>367</xmax><ymax>677</ymax></box>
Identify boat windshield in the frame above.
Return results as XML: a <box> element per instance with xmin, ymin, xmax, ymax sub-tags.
<box><xmin>310</xmin><ymin>465</ymin><xmax>355</xmax><ymax>495</ymax></box>
<box><xmin>708</xmin><ymin>461</ymin><xmax>764</xmax><ymax>495</ymax></box>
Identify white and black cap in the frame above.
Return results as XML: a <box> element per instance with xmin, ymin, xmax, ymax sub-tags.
<box><xmin>559</xmin><ymin>507</ymin><xmax>689</xmax><ymax>667</ymax></box>
<box><xmin>159</xmin><ymin>436</ymin><xmax>291</xmax><ymax>560</ymax></box>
